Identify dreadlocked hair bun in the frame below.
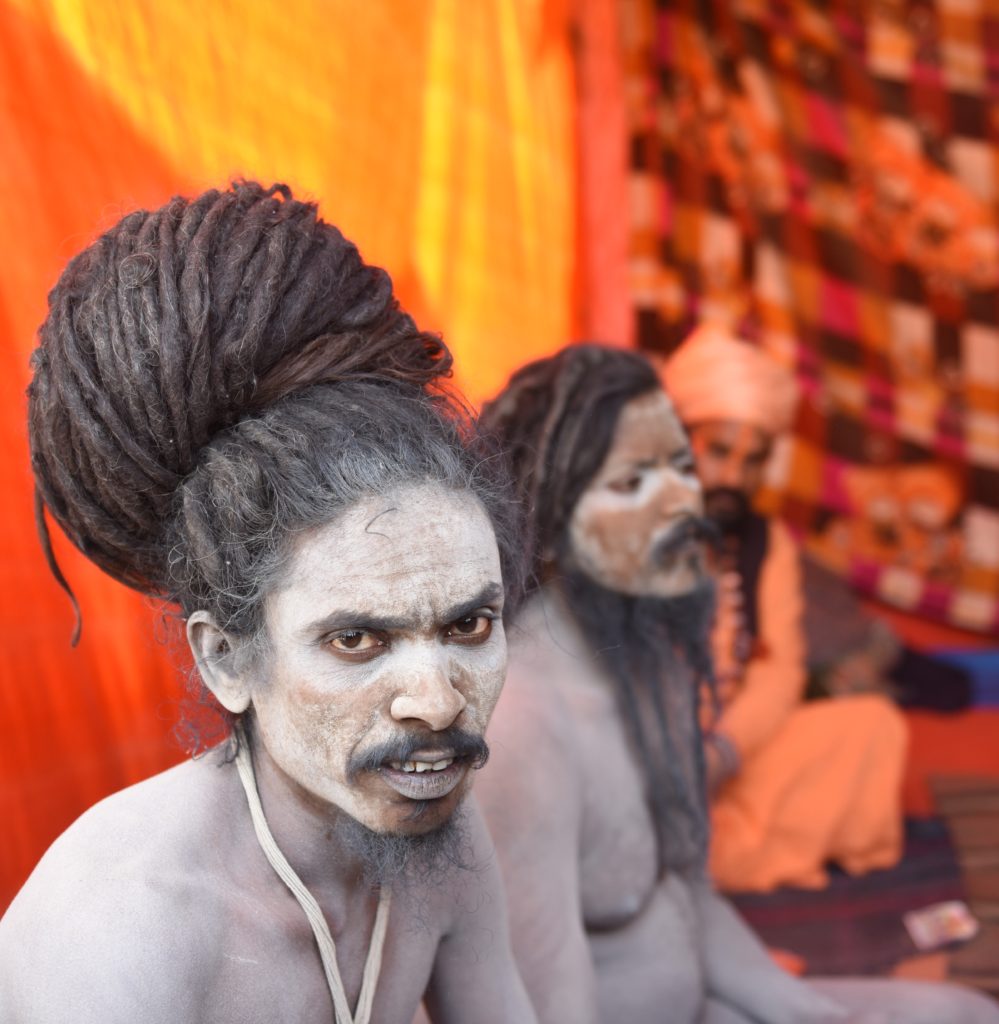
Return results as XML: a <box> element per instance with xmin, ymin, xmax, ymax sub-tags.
<box><xmin>28</xmin><ymin>181</ymin><xmax>453</xmax><ymax>613</ymax></box>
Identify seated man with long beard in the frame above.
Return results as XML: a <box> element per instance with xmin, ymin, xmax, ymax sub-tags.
<box><xmin>475</xmin><ymin>344</ymin><xmax>998</xmax><ymax>1024</ymax></box>
<box><xmin>663</xmin><ymin>324</ymin><xmax>907</xmax><ymax>894</ymax></box>
<box><xmin>0</xmin><ymin>182</ymin><xmax>535</xmax><ymax>1024</ymax></box>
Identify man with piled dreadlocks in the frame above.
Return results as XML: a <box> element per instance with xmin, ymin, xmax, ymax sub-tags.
<box><xmin>0</xmin><ymin>183</ymin><xmax>536</xmax><ymax>1024</ymax></box>
<box><xmin>475</xmin><ymin>344</ymin><xmax>999</xmax><ymax>1024</ymax></box>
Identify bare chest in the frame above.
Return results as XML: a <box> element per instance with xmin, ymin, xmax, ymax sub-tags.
<box><xmin>180</xmin><ymin>887</ymin><xmax>439</xmax><ymax>1024</ymax></box>
<box><xmin>563</xmin><ymin>682</ymin><xmax>660</xmax><ymax>930</ymax></box>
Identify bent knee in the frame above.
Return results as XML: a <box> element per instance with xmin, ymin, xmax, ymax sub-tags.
<box><xmin>812</xmin><ymin>978</ymin><xmax>999</xmax><ymax>1024</ymax></box>
<box><xmin>869</xmin><ymin>695</ymin><xmax>907</xmax><ymax>748</ymax></box>
<box><xmin>905</xmin><ymin>982</ymin><xmax>999</xmax><ymax>1024</ymax></box>
<box><xmin>834</xmin><ymin>692</ymin><xmax>907</xmax><ymax>748</ymax></box>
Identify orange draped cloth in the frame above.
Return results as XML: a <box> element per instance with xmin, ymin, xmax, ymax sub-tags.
<box><xmin>0</xmin><ymin>0</ymin><xmax>577</xmax><ymax>910</ymax></box>
<box><xmin>708</xmin><ymin>520</ymin><xmax>907</xmax><ymax>892</ymax></box>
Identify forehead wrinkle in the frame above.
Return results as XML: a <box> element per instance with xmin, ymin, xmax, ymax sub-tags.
<box><xmin>328</xmin><ymin>539</ymin><xmax>500</xmax><ymax>590</ymax></box>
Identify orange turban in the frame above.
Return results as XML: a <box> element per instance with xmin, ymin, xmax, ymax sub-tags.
<box><xmin>662</xmin><ymin>323</ymin><xmax>799</xmax><ymax>436</ymax></box>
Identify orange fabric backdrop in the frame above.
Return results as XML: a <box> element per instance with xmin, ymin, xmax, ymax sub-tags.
<box><xmin>0</xmin><ymin>0</ymin><xmax>577</xmax><ymax>908</ymax></box>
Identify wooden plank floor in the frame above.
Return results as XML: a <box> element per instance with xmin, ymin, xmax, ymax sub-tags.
<box><xmin>933</xmin><ymin>776</ymin><xmax>999</xmax><ymax>998</ymax></box>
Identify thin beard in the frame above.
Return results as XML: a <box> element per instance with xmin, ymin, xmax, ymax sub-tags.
<box><xmin>333</xmin><ymin>802</ymin><xmax>478</xmax><ymax>893</ymax></box>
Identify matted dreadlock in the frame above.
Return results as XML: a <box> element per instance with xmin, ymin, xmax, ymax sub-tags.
<box><xmin>28</xmin><ymin>181</ymin><xmax>521</xmax><ymax>661</ymax></box>
<box><xmin>481</xmin><ymin>344</ymin><xmax>713</xmax><ymax>875</ymax></box>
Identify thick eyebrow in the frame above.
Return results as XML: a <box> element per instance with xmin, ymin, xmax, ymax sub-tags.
<box><xmin>440</xmin><ymin>581</ymin><xmax>505</xmax><ymax>624</ymax></box>
<box><xmin>604</xmin><ymin>456</ymin><xmax>656</xmax><ymax>476</ymax></box>
<box><xmin>300</xmin><ymin>581</ymin><xmax>504</xmax><ymax>640</ymax></box>
<box><xmin>609</xmin><ymin>452</ymin><xmax>690</xmax><ymax>475</ymax></box>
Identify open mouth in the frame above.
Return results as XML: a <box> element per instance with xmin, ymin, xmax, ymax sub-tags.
<box><xmin>379</xmin><ymin>755</ymin><xmax>469</xmax><ymax>800</ymax></box>
<box><xmin>388</xmin><ymin>757</ymin><xmax>456</xmax><ymax>773</ymax></box>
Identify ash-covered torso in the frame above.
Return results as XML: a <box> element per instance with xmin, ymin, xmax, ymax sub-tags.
<box><xmin>0</xmin><ymin>756</ymin><xmax>497</xmax><ymax>1024</ymax></box>
<box><xmin>0</xmin><ymin>487</ymin><xmax>527</xmax><ymax>1024</ymax></box>
<box><xmin>484</xmin><ymin>591</ymin><xmax>706</xmax><ymax>1024</ymax></box>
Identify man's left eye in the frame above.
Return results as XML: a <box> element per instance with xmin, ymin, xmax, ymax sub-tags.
<box><xmin>446</xmin><ymin>616</ymin><xmax>493</xmax><ymax>642</ymax></box>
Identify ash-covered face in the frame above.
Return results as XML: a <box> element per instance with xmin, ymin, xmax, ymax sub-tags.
<box><xmin>247</xmin><ymin>483</ymin><xmax>506</xmax><ymax>837</ymax></box>
<box><xmin>567</xmin><ymin>390</ymin><xmax>709</xmax><ymax>598</ymax></box>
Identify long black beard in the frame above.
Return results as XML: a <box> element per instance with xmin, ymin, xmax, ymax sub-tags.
<box><xmin>558</xmin><ymin>569</ymin><xmax>716</xmax><ymax>876</ymax></box>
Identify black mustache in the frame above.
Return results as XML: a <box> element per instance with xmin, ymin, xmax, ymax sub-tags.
<box><xmin>347</xmin><ymin>727</ymin><xmax>490</xmax><ymax>782</ymax></box>
<box><xmin>653</xmin><ymin>515</ymin><xmax>720</xmax><ymax>561</ymax></box>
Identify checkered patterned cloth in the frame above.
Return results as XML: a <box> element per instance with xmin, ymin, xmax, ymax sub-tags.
<box><xmin>622</xmin><ymin>0</ymin><xmax>999</xmax><ymax>634</ymax></box>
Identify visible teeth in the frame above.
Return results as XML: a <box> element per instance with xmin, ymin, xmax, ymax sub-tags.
<box><xmin>387</xmin><ymin>757</ymin><xmax>455</xmax><ymax>774</ymax></box>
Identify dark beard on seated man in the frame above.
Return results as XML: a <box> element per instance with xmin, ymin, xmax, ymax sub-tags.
<box><xmin>558</xmin><ymin>565</ymin><xmax>716</xmax><ymax>876</ymax></box>
<box><xmin>704</xmin><ymin>486</ymin><xmax>753</xmax><ymax>535</ymax></box>
<box><xmin>335</xmin><ymin>804</ymin><xmax>476</xmax><ymax>893</ymax></box>
<box><xmin>341</xmin><ymin>727</ymin><xmax>489</xmax><ymax>889</ymax></box>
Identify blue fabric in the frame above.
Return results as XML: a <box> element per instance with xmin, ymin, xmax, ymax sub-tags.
<box><xmin>933</xmin><ymin>650</ymin><xmax>999</xmax><ymax>708</ymax></box>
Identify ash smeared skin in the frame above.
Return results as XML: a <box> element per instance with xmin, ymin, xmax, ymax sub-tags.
<box><xmin>0</xmin><ymin>483</ymin><xmax>533</xmax><ymax>1024</ymax></box>
<box><xmin>568</xmin><ymin>391</ymin><xmax>706</xmax><ymax>598</ymax></box>
<box><xmin>475</xmin><ymin>389</ymin><xmax>847</xmax><ymax>1024</ymax></box>
<box><xmin>248</xmin><ymin>482</ymin><xmax>507</xmax><ymax>839</ymax></box>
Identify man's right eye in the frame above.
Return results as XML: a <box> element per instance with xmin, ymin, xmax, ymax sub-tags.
<box><xmin>328</xmin><ymin>631</ymin><xmax>383</xmax><ymax>654</ymax></box>
<box><xmin>609</xmin><ymin>475</ymin><xmax>642</xmax><ymax>494</ymax></box>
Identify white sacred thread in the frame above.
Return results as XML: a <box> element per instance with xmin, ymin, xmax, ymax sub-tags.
<box><xmin>234</xmin><ymin>724</ymin><xmax>392</xmax><ymax>1024</ymax></box>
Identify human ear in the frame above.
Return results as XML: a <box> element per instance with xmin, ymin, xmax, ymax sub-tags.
<box><xmin>186</xmin><ymin>611</ymin><xmax>252</xmax><ymax>714</ymax></box>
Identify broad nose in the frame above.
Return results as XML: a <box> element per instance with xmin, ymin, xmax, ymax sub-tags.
<box><xmin>715</xmin><ymin>453</ymin><xmax>745</xmax><ymax>489</ymax></box>
<box><xmin>389</xmin><ymin>645</ymin><xmax>467</xmax><ymax>731</ymax></box>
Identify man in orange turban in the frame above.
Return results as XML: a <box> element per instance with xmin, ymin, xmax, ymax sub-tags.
<box><xmin>664</xmin><ymin>324</ymin><xmax>908</xmax><ymax>893</ymax></box>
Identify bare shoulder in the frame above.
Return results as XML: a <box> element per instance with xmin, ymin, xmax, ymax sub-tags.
<box><xmin>0</xmin><ymin>760</ymin><xmax>227</xmax><ymax>1024</ymax></box>
<box><xmin>479</xmin><ymin>593</ymin><xmax>589</xmax><ymax>850</ymax></box>
<box><xmin>492</xmin><ymin>590</ymin><xmax>593</xmax><ymax>751</ymax></box>
<box><xmin>433</xmin><ymin>795</ymin><xmax>511</xmax><ymax>930</ymax></box>
<box><xmin>424</xmin><ymin>797</ymin><xmax>537</xmax><ymax>1024</ymax></box>
<box><xmin>485</xmin><ymin>639</ymin><xmax>581</xmax><ymax>807</ymax></box>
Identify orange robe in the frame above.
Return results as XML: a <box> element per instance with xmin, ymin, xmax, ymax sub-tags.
<box><xmin>708</xmin><ymin>520</ymin><xmax>907</xmax><ymax>892</ymax></box>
